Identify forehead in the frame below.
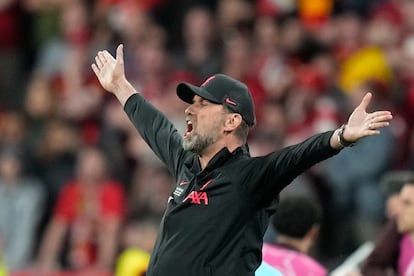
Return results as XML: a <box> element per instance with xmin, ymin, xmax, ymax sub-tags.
<box><xmin>401</xmin><ymin>185</ymin><xmax>414</xmax><ymax>200</ymax></box>
<box><xmin>193</xmin><ymin>95</ymin><xmax>209</xmax><ymax>102</ymax></box>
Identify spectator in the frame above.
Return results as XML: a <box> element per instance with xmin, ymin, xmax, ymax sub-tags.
<box><xmin>0</xmin><ymin>146</ymin><xmax>44</xmax><ymax>270</ymax></box>
<box><xmin>395</xmin><ymin>180</ymin><xmax>414</xmax><ymax>275</ymax></box>
<box><xmin>36</xmin><ymin>147</ymin><xmax>125</xmax><ymax>272</ymax></box>
<box><xmin>361</xmin><ymin>173</ymin><xmax>414</xmax><ymax>275</ymax></box>
<box><xmin>172</xmin><ymin>5</ymin><xmax>221</xmax><ymax>82</ymax></box>
<box><xmin>262</xmin><ymin>195</ymin><xmax>327</xmax><ymax>276</ymax></box>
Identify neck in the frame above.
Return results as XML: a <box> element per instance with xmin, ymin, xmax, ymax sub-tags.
<box><xmin>276</xmin><ymin>235</ymin><xmax>310</xmax><ymax>254</ymax></box>
<box><xmin>198</xmin><ymin>140</ymin><xmax>242</xmax><ymax>170</ymax></box>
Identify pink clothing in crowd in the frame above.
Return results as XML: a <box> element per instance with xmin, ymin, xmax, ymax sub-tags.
<box><xmin>262</xmin><ymin>243</ymin><xmax>327</xmax><ymax>276</ymax></box>
<box><xmin>399</xmin><ymin>234</ymin><xmax>414</xmax><ymax>276</ymax></box>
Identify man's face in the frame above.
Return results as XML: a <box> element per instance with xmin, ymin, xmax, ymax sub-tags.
<box><xmin>397</xmin><ymin>184</ymin><xmax>414</xmax><ymax>234</ymax></box>
<box><xmin>183</xmin><ymin>95</ymin><xmax>227</xmax><ymax>155</ymax></box>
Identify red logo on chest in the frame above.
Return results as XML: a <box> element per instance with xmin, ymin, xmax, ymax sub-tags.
<box><xmin>183</xmin><ymin>191</ymin><xmax>209</xmax><ymax>205</ymax></box>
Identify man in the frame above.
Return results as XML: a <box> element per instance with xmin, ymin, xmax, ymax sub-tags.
<box><xmin>36</xmin><ymin>147</ymin><xmax>124</xmax><ymax>273</ymax></box>
<box><xmin>0</xmin><ymin>147</ymin><xmax>44</xmax><ymax>270</ymax></box>
<box><xmin>360</xmin><ymin>179</ymin><xmax>414</xmax><ymax>276</ymax></box>
<box><xmin>261</xmin><ymin>196</ymin><xmax>327</xmax><ymax>276</ymax></box>
<box><xmin>396</xmin><ymin>181</ymin><xmax>414</xmax><ymax>275</ymax></box>
<box><xmin>91</xmin><ymin>44</ymin><xmax>393</xmax><ymax>276</ymax></box>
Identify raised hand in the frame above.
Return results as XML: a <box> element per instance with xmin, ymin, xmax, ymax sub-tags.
<box><xmin>91</xmin><ymin>44</ymin><xmax>126</xmax><ymax>93</ymax></box>
<box><xmin>343</xmin><ymin>92</ymin><xmax>393</xmax><ymax>142</ymax></box>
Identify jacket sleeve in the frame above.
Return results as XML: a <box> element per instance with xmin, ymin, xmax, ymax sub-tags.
<box><xmin>251</xmin><ymin>131</ymin><xmax>340</xmax><ymax>205</ymax></box>
<box><xmin>123</xmin><ymin>93</ymin><xmax>188</xmax><ymax>177</ymax></box>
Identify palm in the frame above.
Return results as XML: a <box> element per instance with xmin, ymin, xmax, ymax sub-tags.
<box><xmin>92</xmin><ymin>45</ymin><xmax>125</xmax><ymax>93</ymax></box>
<box><xmin>347</xmin><ymin>105</ymin><xmax>368</xmax><ymax>131</ymax></box>
<box><xmin>343</xmin><ymin>93</ymin><xmax>392</xmax><ymax>141</ymax></box>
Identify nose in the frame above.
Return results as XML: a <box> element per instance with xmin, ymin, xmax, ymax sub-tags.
<box><xmin>185</xmin><ymin>104</ymin><xmax>195</xmax><ymax>115</ymax></box>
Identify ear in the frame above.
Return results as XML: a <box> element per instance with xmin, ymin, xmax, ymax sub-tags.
<box><xmin>307</xmin><ymin>225</ymin><xmax>320</xmax><ymax>241</ymax></box>
<box><xmin>223</xmin><ymin>113</ymin><xmax>243</xmax><ymax>132</ymax></box>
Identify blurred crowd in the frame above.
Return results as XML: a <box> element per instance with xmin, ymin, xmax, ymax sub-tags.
<box><xmin>1</xmin><ymin>0</ymin><xmax>414</xmax><ymax>274</ymax></box>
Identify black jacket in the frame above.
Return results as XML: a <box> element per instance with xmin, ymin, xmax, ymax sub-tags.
<box><xmin>124</xmin><ymin>94</ymin><xmax>340</xmax><ymax>276</ymax></box>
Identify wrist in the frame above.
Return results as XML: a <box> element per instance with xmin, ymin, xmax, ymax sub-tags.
<box><xmin>338</xmin><ymin>124</ymin><xmax>355</xmax><ymax>147</ymax></box>
<box><xmin>113</xmin><ymin>77</ymin><xmax>138</xmax><ymax>106</ymax></box>
<box><xmin>113</xmin><ymin>76</ymin><xmax>131</xmax><ymax>93</ymax></box>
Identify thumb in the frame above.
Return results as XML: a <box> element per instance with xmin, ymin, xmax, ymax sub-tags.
<box><xmin>116</xmin><ymin>44</ymin><xmax>124</xmax><ymax>65</ymax></box>
<box><xmin>357</xmin><ymin>92</ymin><xmax>372</xmax><ymax>111</ymax></box>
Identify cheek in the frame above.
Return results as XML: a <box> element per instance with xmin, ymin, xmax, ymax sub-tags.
<box><xmin>408</xmin><ymin>209</ymin><xmax>414</xmax><ymax>223</ymax></box>
<box><xmin>197</xmin><ymin>114</ymin><xmax>214</xmax><ymax>131</ymax></box>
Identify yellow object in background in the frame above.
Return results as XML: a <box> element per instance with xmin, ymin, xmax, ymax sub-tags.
<box><xmin>115</xmin><ymin>248</ymin><xmax>150</xmax><ymax>276</ymax></box>
<box><xmin>0</xmin><ymin>258</ymin><xmax>7</xmax><ymax>276</ymax></box>
<box><xmin>339</xmin><ymin>47</ymin><xmax>393</xmax><ymax>93</ymax></box>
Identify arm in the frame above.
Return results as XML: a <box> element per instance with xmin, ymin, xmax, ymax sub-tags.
<box><xmin>96</xmin><ymin>217</ymin><xmax>122</xmax><ymax>270</ymax></box>
<box><xmin>36</xmin><ymin>218</ymin><xmax>68</xmax><ymax>270</ymax></box>
<box><xmin>92</xmin><ymin>45</ymin><xmax>187</xmax><ymax>176</ymax></box>
<box><xmin>253</xmin><ymin>93</ymin><xmax>393</xmax><ymax>204</ymax></box>
<box><xmin>35</xmin><ymin>183</ymin><xmax>72</xmax><ymax>271</ymax></box>
<box><xmin>95</xmin><ymin>183</ymin><xmax>125</xmax><ymax>270</ymax></box>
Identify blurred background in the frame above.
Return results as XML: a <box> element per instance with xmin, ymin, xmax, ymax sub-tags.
<box><xmin>0</xmin><ymin>0</ymin><xmax>414</xmax><ymax>275</ymax></box>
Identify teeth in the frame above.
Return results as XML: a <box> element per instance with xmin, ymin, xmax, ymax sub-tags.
<box><xmin>185</xmin><ymin>120</ymin><xmax>193</xmax><ymax>134</ymax></box>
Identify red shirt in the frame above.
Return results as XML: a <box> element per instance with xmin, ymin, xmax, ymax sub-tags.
<box><xmin>54</xmin><ymin>180</ymin><xmax>125</xmax><ymax>268</ymax></box>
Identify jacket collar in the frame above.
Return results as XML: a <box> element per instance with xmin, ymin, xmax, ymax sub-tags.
<box><xmin>185</xmin><ymin>145</ymin><xmax>250</xmax><ymax>174</ymax></box>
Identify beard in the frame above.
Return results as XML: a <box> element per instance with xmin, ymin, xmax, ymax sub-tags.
<box><xmin>183</xmin><ymin>132</ymin><xmax>217</xmax><ymax>155</ymax></box>
<box><xmin>183</xmin><ymin>115</ymin><xmax>225</xmax><ymax>155</ymax></box>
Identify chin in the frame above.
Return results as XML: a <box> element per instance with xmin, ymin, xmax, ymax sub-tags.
<box><xmin>182</xmin><ymin>141</ymin><xmax>194</xmax><ymax>152</ymax></box>
<box><xmin>397</xmin><ymin>224</ymin><xmax>406</xmax><ymax>233</ymax></box>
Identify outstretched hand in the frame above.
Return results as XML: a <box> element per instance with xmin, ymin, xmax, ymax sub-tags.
<box><xmin>343</xmin><ymin>92</ymin><xmax>393</xmax><ymax>142</ymax></box>
<box><xmin>91</xmin><ymin>44</ymin><xmax>126</xmax><ymax>93</ymax></box>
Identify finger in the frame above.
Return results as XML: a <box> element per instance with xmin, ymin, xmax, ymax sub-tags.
<box><xmin>374</xmin><ymin>114</ymin><xmax>393</xmax><ymax>123</ymax></box>
<box><xmin>369</xmin><ymin>121</ymin><xmax>390</xmax><ymax>130</ymax></box>
<box><xmin>95</xmin><ymin>55</ymin><xmax>103</xmax><ymax>69</ymax></box>
<box><xmin>367</xmin><ymin>129</ymin><xmax>381</xmax><ymax>136</ymax></box>
<box><xmin>97</xmin><ymin>51</ymin><xmax>107</xmax><ymax>66</ymax></box>
<box><xmin>102</xmin><ymin>50</ymin><xmax>115</xmax><ymax>62</ymax></box>
<box><xmin>116</xmin><ymin>44</ymin><xmax>124</xmax><ymax>65</ymax></box>
<box><xmin>358</xmin><ymin>92</ymin><xmax>372</xmax><ymax>111</ymax></box>
<box><xmin>368</xmin><ymin>113</ymin><xmax>393</xmax><ymax>126</ymax></box>
<box><xmin>91</xmin><ymin>63</ymin><xmax>100</xmax><ymax>76</ymax></box>
<box><xmin>368</xmin><ymin>110</ymin><xmax>392</xmax><ymax>118</ymax></box>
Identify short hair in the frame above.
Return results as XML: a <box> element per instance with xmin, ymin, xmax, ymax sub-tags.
<box><xmin>222</xmin><ymin>105</ymin><xmax>252</xmax><ymax>143</ymax></box>
<box><xmin>272</xmin><ymin>196</ymin><xmax>322</xmax><ymax>239</ymax></box>
<box><xmin>380</xmin><ymin>171</ymin><xmax>414</xmax><ymax>197</ymax></box>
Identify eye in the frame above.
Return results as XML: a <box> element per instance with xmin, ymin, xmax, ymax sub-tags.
<box><xmin>200</xmin><ymin>100</ymin><xmax>209</xmax><ymax>106</ymax></box>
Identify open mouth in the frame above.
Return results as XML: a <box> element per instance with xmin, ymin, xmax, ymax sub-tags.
<box><xmin>184</xmin><ymin>120</ymin><xmax>194</xmax><ymax>138</ymax></box>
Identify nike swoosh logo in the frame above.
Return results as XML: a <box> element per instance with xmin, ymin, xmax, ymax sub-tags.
<box><xmin>225</xmin><ymin>98</ymin><xmax>237</xmax><ymax>106</ymax></box>
<box><xmin>180</xmin><ymin>181</ymin><xmax>189</xmax><ymax>186</ymax></box>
